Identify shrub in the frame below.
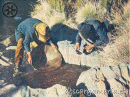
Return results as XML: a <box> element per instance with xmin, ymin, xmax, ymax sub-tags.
<box><xmin>31</xmin><ymin>1</ymin><xmax>66</xmax><ymax>27</ymax></box>
<box><xmin>74</xmin><ymin>0</ymin><xmax>87</xmax><ymax>9</ymax></box>
<box><xmin>31</xmin><ymin>0</ymin><xmax>129</xmax><ymax>66</ymax></box>
<box><xmin>75</xmin><ymin>1</ymin><xmax>107</xmax><ymax>24</ymax></box>
<box><xmin>45</xmin><ymin>0</ymin><xmax>65</xmax><ymax>12</ymax></box>
<box><xmin>102</xmin><ymin>33</ymin><xmax>129</xmax><ymax>65</ymax></box>
<box><xmin>107</xmin><ymin>1</ymin><xmax>129</xmax><ymax>35</ymax></box>
<box><xmin>100</xmin><ymin>0</ymin><xmax>128</xmax><ymax>12</ymax></box>
<box><xmin>101</xmin><ymin>2</ymin><xmax>129</xmax><ymax>65</ymax></box>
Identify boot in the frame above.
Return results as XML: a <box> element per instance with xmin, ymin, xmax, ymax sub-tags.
<box><xmin>13</xmin><ymin>64</ymin><xmax>22</xmax><ymax>77</ymax></box>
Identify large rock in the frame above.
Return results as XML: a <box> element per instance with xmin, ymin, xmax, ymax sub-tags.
<box><xmin>119</xmin><ymin>63</ymin><xmax>129</xmax><ymax>83</ymax></box>
<box><xmin>0</xmin><ymin>46</ymin><xmax>16</xmax><ymax>67</ymax></box>
<box><xmin>1</xmin><ymin>56</ymin><xmax>127</xmax><ymax>97</ymax></box>
<box><xmin>0</xmin><ymin>84</ymin><xmax>72</xmax><ymax>97</ymax></box>
<box><xmin>57</xmin><ymin>40</ymin><xmax>102</xmax><ymax>67</ymax></box>
<box><xmin>108</xmin><ymin>79</ymin><xmax>129</xmax><ymax>97</ymax></box>
<box><xmin>100</xmin><ymin>64</ymin><xmax>129</xmax><ymax>84</ymax></box>
<box><xmin>76</xmin><ymin>64</ymin><xmax>129</xmax><ymax>97</ymax></box>
<box><xmin>57</xmin><ymin>41</ymin><xmax>81</xmax><ymax>65</ymax></box>
<box><xmin>51</xmin><ymin>23</ymin><xmax>103</xmax><ymax>67</ymax></box>
<box><xmin>0</xmin><ymin>23</ymin><xmax>129</xmax><ymax>97</ymax></box>
<box><xmin>0</xmin><ymin>84</ymin><xmax>17</xmax><ymax>96</ymax></box>
<box><xmin>76</xmin><ymin>68</ymin><xmax>108</xmax><ymax>97</ymax></box>
<box><xmin>100</xmin><ymin>66</ymin><xmax>117</xmax><ymax>80</ymax></box>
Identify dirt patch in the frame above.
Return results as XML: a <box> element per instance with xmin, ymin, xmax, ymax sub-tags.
<box><xmin>12</xmin><ymin>64</ymin><xmax>90</xmax><ymax>89</ymax></box>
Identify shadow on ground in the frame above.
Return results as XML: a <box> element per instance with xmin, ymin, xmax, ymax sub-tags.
<box><xmin>0</xmin><ymin>43</ymin><xmax>6</xmax><ymax>51</ymax></box>
<box><xmin>51</xmin><ymin>23</ymin><xmax>78</xmax><ymax>44</ymax></box>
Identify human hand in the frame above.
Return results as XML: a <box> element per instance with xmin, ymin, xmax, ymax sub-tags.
<box><xmin>75</xmin><ymin>43</ymin><xmax>80</xmax><ymax>50</ymax></box>
<box><xmin>50</xmin><ymin>43</ymin><xmax>58</xmax><ymax>49</ymax></box>
<box><xmin>27</xmin><ymin>53</ymin><xmax>32</xmax><ymax>64</ymax></box>
<box><xmin>85</xmin><ymin>45</ymin><xmax>94</xmax><ymax>50</ymax></box>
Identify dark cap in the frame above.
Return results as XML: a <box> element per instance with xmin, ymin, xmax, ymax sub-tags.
<box><xmin>78</xmin><ymin>22</ymin><xmax>96</xmax><ymax>40</ymax></box>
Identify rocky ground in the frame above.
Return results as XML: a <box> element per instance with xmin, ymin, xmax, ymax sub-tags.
<box><xmin>0</xmin><ymin>31</ymin><xmax>129</xmax><ymax>97</ymax></box>
<box><xmin>0</xmin><ymin>0</ymin><xmax>129</xmax><ymax>97</ymax></box>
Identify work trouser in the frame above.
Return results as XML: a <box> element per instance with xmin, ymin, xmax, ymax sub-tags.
<box><xmin>15</xmin><ymin>38</ymin><xmax>41</xmax><ymax>66</ymax></box>
<box><xmin>15</xmin><ymin>38</ymin><xmax>24</xmax><ymax>66</ymax></box>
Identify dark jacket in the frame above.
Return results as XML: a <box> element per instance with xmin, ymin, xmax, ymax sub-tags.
<box><xmin>76</xmin><ymin>20</ymin><xmax>108</xmax><ymax>46</ymax></box>
<box><xmin>15</xmin><ymin>18</ymin><xmax>52</xmax><ymax>53</ymax></box>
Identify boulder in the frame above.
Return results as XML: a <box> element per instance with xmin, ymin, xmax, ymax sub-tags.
<box><xmin>51</xmin><ymin>23</ymin><xmax>103</xmax><ymax>67</ymax></box>
<box><xmin>0</xmin><ymin>84</ymin><xmax>17</xmax><ymax>96</ymax></box>
<box><xmin>0</xmin><ymin>84</ymin><xmax>72</xmax><ymax>97</ymax></box>
<box><xmin>57</xmin><ymin>41</ymin><xmax>81</xmax><ymax>65</ymax></box>
<box><xmin>76</xmin><ymin>68</ymin><xmax>108</xmax><ymax>97</ymax></box>
<box><xmin>0</xmin><ymin>46</ymin><xmax>16</xmax><ymax>66</ymax></box>
<box><xmin>100</xmin><ymin>64</ymin><xmax>129</xmax><ymax>83</ymax></box>
<box><xmin>57</xmin><ymin>40</ymin><xmax>103</xmax><ymax>67</ymax></box>
<box><xmin>76</xmin><ymin>65</ymin><xmax>129</xmax><ymax>97</ymax></box>
<box><xmin>0</xmin><ymin>23</ymin><xmax>129</xmax><ymax>97</ymax></box>
<box><xmin>119</xmin><ymin>63</ymin><xmax>129</xmax><ymax>83</ymax></box>
<box><xmin>108</xmin><ymin>79</ymin><xmax>129</xmax><ymax>97</ymax></box>
<box><xmin>100</xmin><ymin>66</ymin><xmax>117</xmax><ymax>80</ymax></box>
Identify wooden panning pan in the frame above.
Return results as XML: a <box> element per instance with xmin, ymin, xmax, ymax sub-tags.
<box><xmin>31</xmin><ymin>44</ymin><xmax>62</xmax><ymax>71</ymax></box>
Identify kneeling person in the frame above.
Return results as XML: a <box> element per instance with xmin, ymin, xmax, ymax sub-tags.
<box><xmin>75</xmin><ymin>20</ymin><xmax>109</xmax><ymax>53</ymax></box>
<box><xmin>14</xmin><ymin>18</ymin><xmax>57</xmax><ymax>76</ymax></box>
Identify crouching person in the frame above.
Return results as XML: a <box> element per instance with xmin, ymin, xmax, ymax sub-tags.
<box><xmin>75</xmin><ymin>20</ymin><xmax>109</xmax><ymax>54</ymax></box>
<box><xmin>14</xmin><ymin>18</ymin><xmax>57</xmax><ymax>77</ymax></box>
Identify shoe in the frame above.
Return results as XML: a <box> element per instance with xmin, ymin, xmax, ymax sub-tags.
<box><xmin>13</xmin><ymin>64</ymin><xmax>22</xmax><ymax>77</ymax></box>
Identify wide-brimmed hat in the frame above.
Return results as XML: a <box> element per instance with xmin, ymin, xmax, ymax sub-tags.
<box><xmin>35</xmin><ymin>23</ymin><xmax>51</xmax><ymax>43</ymax></box>
<box><xmin>78</xmin><ymin>22</ymin><xmax>96</xmax><ymax>42</ymax></box>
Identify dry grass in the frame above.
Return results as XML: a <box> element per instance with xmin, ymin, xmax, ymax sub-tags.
<box><xmin>102</xmin><ymin>33</ymin><xmax>129</xmax><ymax>65</ymax></box>
<box><xmin>74</xmin><ymin>0</ymin><xmax>87</xmax><ymax>9</ymax></box>
<box><xmin>37</xmin><ymin>0</ymin><xmax>66</xmax><ymax>12</ymax></box>
<box><xmin>75</xmin><ymin>1</ymin><xmax>129</xmax><ymax>66</ymax></box>
<box><xmin>75</xmin><ymin>1</ymin><xmax>107</xmax><ymax>24</ymax></box>
<box><xmin>31</xmin><ymin>1</ymin><xmax>77</xmax><ymax>29</ymax></box>
<box><xmin>101</xmin><ymin>2</ymin><xmax>129</xmax><ymax>65</ymax></box>
<box><xmin>30</xmin><ymin>0</ymin><xmax>129</xmax><ymax>66</ymax></box>
<box><xmin>31</xmin><ymin>1</ymin><xmax>66</xmax><ymax>28</ymax></box>
<box><xmin>108</xmin><ymin>2</ymin><xmax>129</xmax><ymax>35</ymax></box>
